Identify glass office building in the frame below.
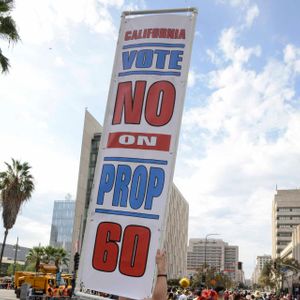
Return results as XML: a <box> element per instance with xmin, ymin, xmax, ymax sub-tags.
<box><xmin>50</xmin><ymin>199</ymin><xmax>75</xmax><ymax>253</ymax></box>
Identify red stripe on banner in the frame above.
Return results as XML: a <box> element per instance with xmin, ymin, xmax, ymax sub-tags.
<box><xmin>107</xmin><ymin>132</ymin><xmax>171</xmax><ymax>151</ymax></box>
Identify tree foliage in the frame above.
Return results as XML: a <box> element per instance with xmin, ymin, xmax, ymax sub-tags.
<box><xmin>191</xmin><ymin>266</ymin><xmax>233</xmax><ymax>290</ymax></box>
<box><xmin>0</xmin><ymin>0</ymin><xmax>20</xmax><ymax>73</ymax></box>
<box><xmin>258</xmin><ymin>257</ymin><xmax>300</xmax><ymax>290</ymax></box>
<box><xmin>26</xmin><ymin>246</ymin><xmax>45</xmax><ymax>272</ymax></box>
<box><xmin>26</xmin><ymin>245</ymin><xmax>69</xmax><ymax>272</ymax></box>
<box><xmin>0</xmin><ymin>159</ymin><xmax>34</xmax><ymax>269</ymax></box>
<box><xmin>6</xmin><ymin>262</ymin><xmax>24</xmax><ymax>275</ymax></box>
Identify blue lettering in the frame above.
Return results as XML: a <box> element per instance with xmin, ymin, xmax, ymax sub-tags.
<box><xmin>129</xmin><ymin>165</ymin><xmax>147</xmax><ymax>209</ymax></box>
<box><xmin>97</xmin><ymin>163</ymin><xmax>165</xmax><ymax>210</ymax></box>
<box><xmin>112</xmin><ymin>165</ymin><xmax>131</xmax><ymax>207</ymax></box>
<box><xmin>122</xmin><ymin>50</ymin><xmax>137</xmax><ymax>70</ymax></box>
<box><xmin>168</xmin><ymin>50</ymin><xmax>183</xmax><ymax>70</ymax></box>
<box><xmin>97</xmin><ymin>164</ymin><xmax>115</xmax><ymax>205</ymax></box>
<box><xmin>145</xmin><ymin>167</ymin><xmax>165</xmax><ymax>210</ymax></box>
<box><xmin>122</xmin><ymin>49</ymin><xmax>184</xmax><ymax>71</ymax></box>
<box><xmin>136</xmin><ymin>49</ymin><xmax>153</xmax><ymax>68</ymax></box>
<box><xmin>154</xmin><ymin>49</ymin><xmax>170</xmax><ymax>69</ymax></box>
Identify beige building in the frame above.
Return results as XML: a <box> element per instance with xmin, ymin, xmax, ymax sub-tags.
<box><xmin>187</xmin><ymin>238</ymin><xmax>239</xmax><ymax>282</ymax></box>
<box><xmin>71</xmin><ymin>110</ymin><xmax>189</xmax><ymax>278</ymax></box>
<box><xmin>163</xmin><ymin>185</ymin><xmax>189</xmax><ymax>278</ymax></box>
<box><xmin>279</xmin><ymin>225</ymin><xmax>300</xmax><ymax>291</ymax></box>
<box><xmin>272</xmin><ymin>189</ymin><xmax>300</xmax><ymax>258</ymax></box>
<box><xmin>280</xmin><ymin>224</ymin><xmax>300</xmax><ymax>261</ymax></box>
<box><xmin>251</xmin><ymin>255</ymin><xmax>271</xmax><ymax>285</ymax></box>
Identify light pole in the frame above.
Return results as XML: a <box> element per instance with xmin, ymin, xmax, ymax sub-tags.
<box><xmin>12</xmin><ymin>237</ymin><xmax>19</xmax><ymax>276</ymax></box>
<box><xmin>203</xmin><ymin>233</ymin><xmax>220</xmax><ymax>287</ymax></box>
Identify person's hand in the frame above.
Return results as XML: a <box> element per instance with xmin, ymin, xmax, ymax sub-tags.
<box><xmin>156</xmin><ymin>249</ymin><xmax>167</xmax><ymax>274</ymax></box>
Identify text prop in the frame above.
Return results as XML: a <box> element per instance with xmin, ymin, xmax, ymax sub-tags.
<box><xmin>78</xmin><ymin>10</ymin><xmax>197</xmax><ymax>299</ymax></box>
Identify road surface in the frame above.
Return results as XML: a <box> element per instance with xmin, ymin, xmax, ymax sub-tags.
<box><xmin>0</xmin><ymin>289</ymin><xmax>17</xmax><ymax>300</ymax></box>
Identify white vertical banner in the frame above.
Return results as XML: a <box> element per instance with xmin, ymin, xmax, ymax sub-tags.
<box><xmin>78</xmin><ymin>8</ymin><xmax>197</xmax><ymax>300</ymax></box>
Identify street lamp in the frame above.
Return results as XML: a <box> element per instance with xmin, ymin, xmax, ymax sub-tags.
<box><xmin>203</xmin><ymin>233</ymin><xmax>220</xmax><ymax>287</ymax></box>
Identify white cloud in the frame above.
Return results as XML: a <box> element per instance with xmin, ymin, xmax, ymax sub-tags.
<box><xmin>177</xmin><ymin>26</ymin><xmax>300</xmax><ymax>276</ymax></box>
<box><xmin>206</xmin><ymin>49</ymin><xmax>222</xmax><ymax>65</ymax></box>
<box><xmin>245</xmin><ymin>4</ymin><xmax>260</xmax><ymax>28</ymax></box>
<box><xmin>284</xmin><ymin>44</ymin><xmax>300</xmax><ymax>73</ymax></box>
<box><xmin>219</xmin><ymin>27</ymin><xmax>261</xmax><ymax>64</ymax></box>
<box><xmin>217</xmin><ymin>0</ymin><xmax>249</xmax><ymax>8</ymax></box>
<box><xmin>13</xmin><ymin>0</ymin><xmax>124</xmax><ymax>45</ymax></box>
<box><xmin>188</xmin><ymin>70</ymin><xmax>196</xmax><ymax>88</ymax></box>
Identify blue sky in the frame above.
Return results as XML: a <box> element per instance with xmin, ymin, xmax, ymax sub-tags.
<box><xmin>1</xmin><ymin>0</ymin><xmax>300</xmax><ymax>278</ymax></box>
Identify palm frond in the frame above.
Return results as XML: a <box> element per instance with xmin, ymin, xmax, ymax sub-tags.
<box><xmin>0</xmin><ymin>15</ymin><xmax>20</xmax><ymax>42</ymax></box>
<box><xmin>0</xmin><ymin>159</ymin><xmax>34</xmax><ymax>229</ymax></box>
<box><xmin>0</xmin><ymin>0</ymin><xmax>14</xmax><ymax>13</ymax></box>
<box><xmin>0</xmin><ymin>48</ymin><xmax>9</xmax><ymax>73</ymax></box>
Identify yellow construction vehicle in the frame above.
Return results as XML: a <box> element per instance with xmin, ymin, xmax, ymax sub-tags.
<box><xmin>14</xmin><ymin>264</ymin><xmax>72</xmax><ymax>298</ymax></box>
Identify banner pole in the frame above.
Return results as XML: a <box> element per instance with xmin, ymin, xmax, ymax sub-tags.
<box><xmin>123</xmin><ymin>7</ymin><xmax>198</xmax><ymax>17</ymax></box>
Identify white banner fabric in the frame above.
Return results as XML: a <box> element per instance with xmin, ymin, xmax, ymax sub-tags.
<box><xmin>78</xmin><ymin>11</ymin><xmax>196</xmax><ymax>299</ymax></box>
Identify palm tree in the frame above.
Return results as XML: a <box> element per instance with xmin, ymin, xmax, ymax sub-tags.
<box><xmin>53</xmin><ymin>247</ymin><xmax>69</xmax><ymax>270</ymax></box>
<box><xmin>0</xmin><ymin>0</ymin><xmax>20</xmax><ymax>73</ymax></box>
<box><xmin>0</xmin><ymin>159</ymin><xmax>34</xmax><ymax>270</ymax></box>
<box><xmin>43</xmin><ymin>245</ymin><xmax>56</xmax><ymax>264</ymax></box>
<box><xmin>26</xmin><ymin>246</ymin><xmax>45</xmax><ymax>272</ymax></box>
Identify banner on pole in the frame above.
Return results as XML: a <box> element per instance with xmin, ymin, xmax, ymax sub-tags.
<box><xmin>78</xmin><ymin>9</ymin><xmax>197</xmax><ymax>299</ymax></box>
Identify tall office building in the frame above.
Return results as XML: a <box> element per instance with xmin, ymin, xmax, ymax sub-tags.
<box><xmin>164</xmin><ymin>185</ymin><xmax>189</xmax><ymax>278</ymax></box>
<box><xmin>49</xmin><ymin>198</ymin><xmax>75</xmax><ymax>253</ymax></box>
<box><xmin>187</xmin><ymin>238</ymin><xmax>239</xmax><ymax>282</ymax></box>
<box><xmin>71</xmin><ymin>110</ymin><xmax>102</xmax><ymax>258</ymax></box>
<box><xmin>251</xmin><ymin>255</ymin><xmax>271</xmax><ymax>284</ymax></box>
<box><xmin>71</xmin><ymin>110</ymin><xmax>189</xmax><ymax>278</ymax></box>
<box><xmin>272</xmin><ymin>189</ymin><xmax>300</xmax><ymax>258</ymax></box>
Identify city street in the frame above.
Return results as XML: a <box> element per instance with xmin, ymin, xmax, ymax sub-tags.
<box><xmin>0</xmin><ymin>289</ymin><xmax>17</xmax><ymax>300</ymax></box>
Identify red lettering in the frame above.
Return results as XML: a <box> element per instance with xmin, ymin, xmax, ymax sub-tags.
<box><xmin>92</xmin><ymin>222</ymin><xmax>151</xmax><ymax>278</ymax></box>
<box><xmin>167</xmin><ymin>29</ymin><xmax>175</xmax><ymax>39</ymax></box>
<box><xmin>113</xmin><ymin>81</ymin><xmax>146</xmax><ymax>125</ymax></box>
<box><xmin>145</xmin><ymin>81</ymin><xmax>176</xmax><ymax>126</ymax></box>
<box><xmin>119</xmin><ymin>225</ymin><xmax>151</xmax><ymax>277</ymax></box>
<box><xmin>92</xmin><ymin>222</ymin><xmax>121</xmax><ymax>272</ymax></box>
<box><xmin>152</xmin><ymin>28</ymin><xmax>159</xmax><ymax>38</ymax></box>
<box><xmin>159</xmin><ymin>28</ymin><xmax>167</xmax><ymax>38</ymax></box>
<box><xmin>132</xmin><ymin>30</ymin><xmax>138</xmax><ymax>39</ymax></box>
<box><xmin>179</xmin><ymin>29</ymin><xmax>186</xmax><ymax>39</ymax></box>
<box><xmin>125</xmin><ymin>31</ymin><xmax>132</xmax><ymax>41</ymax></box>
<box><xmin>147</xmin><ymin>29</ymin><xmax>152</xmax><ymax>38</ymax></box>
<box><xmin>107</xmin><ymin>132</ymin><xmax>171</xmax><ymax>151</ymax></box>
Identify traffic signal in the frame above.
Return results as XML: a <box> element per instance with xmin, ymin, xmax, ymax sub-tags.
<box><xmin>74</xmin><ymin>252</ymin><xmax>80</xmax><ymax>271</ymax></box>
<box><xmin>273</xmin><ymin>261</ymin><xmax>277</xmax><ymax>269</ymax></box>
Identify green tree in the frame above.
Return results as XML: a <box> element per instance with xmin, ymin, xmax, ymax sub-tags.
<box><xmin>0</xmin><ymin>0</ymin><xmax>20</xmax><ymax>73</ymax></box>
<box><xmin>6</xmin><ymin>262</ymin><xmax>24</xmax><ymax>275</ymax></box>
<box><xmin>43</xmin><ymin>245</ymin><xmax>56</xmax><ymax>264</ymax></box>
<box><xmin>26</xmin><ymin>246</ymin><xmax>69</xmax><ymax>272</ymax></box>
<box><xmin>0</xmin><ymin>159</ymin><xmax>34</xmax><ymax>271</ymax></box>
<box><xmin>53</xmin><ymin>247</ymin><xmax>69</xmax><ymax>270</ymax></box>
<box><xmin>191</xmin><ymin>266</ymin><xmax>233</xmax><ymax>290</ymax></box>
<box><xmin>25</xmin><ymin>246</ymin><xmax>44</xmax><ymax>272</ymax></box>
<box><xmin>258</xmin><ymin>258</ymin><xmax>300</xmax><ymax>290</ymax></box>
<box><xmin>258</xmin><ymin>261</ymin><xmax>275</xmax><ymax>289</ymax></box>
<box><xmin>24</xmin><ymin>262</ymin><xmax>35</xmax><ymax>272</ymax></box>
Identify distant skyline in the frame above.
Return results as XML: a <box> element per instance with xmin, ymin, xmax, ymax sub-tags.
<box><xmin>1</xmin><ymin>0</ymin><xmax>300</xmax><ymax>278</ymax></box>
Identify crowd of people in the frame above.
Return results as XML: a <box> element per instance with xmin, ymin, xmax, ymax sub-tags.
<box><xmin>167</xmin><ymin>288</ymin><xmax>300</xmax><ymax>300</ymax></box>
